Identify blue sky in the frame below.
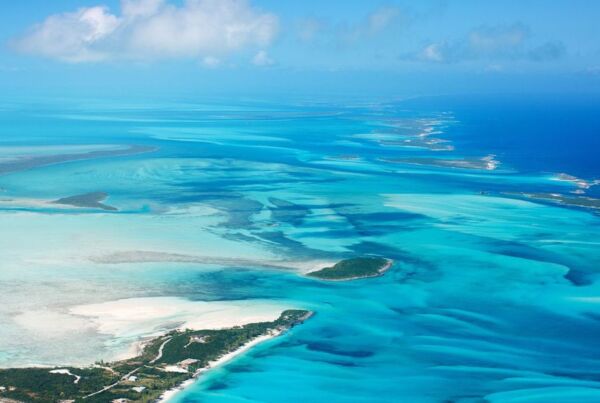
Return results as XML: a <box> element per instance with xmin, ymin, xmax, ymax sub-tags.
<box><xmin>1</xmin><ymin>0</ymin><xmax>599</xmax><ymax>98</ymax></box>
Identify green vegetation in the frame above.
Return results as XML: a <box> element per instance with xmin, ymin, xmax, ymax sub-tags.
<box><xmin>307</xmin><ymin>257</ymin><xmax>392</xmax><ymax>281</ymax></box>
<box><xmin>0</xmin><ymin>310</ymin><xmax>311</xmax><ymax>403</ymax></box>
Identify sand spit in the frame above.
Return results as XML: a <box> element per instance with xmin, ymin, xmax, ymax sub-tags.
<box><xmin>90</xmin><ymin>250</ymin><xmax>337</xmax><ymax>273</ymax></box>
<box><xmin>69</xmin><ymin>297</ymin><xmax>290</xmax><ymax>351</ymax></box>
<box><xmin>0</xmin><ymin>144</ymin><xmax>157</xmax><ymax>176</ymax></box>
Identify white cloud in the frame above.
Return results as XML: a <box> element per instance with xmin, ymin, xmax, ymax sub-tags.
<box><xmin>121</xmin><ymin>0</ymin><xmax>164</xmax><ymax>19</ymax></box>
<box><xmin>485</xmin><ymin>63</ymin><xmax>505</xmax><ymax>72</ymax></box>
<box><xmin>201</xmin><ymin>55</ymin><xmax>221</xmax><ymax>68</ymax></box>
<box><xmin>12</xmin><ymin>0</ymin><xmax>279</xmax><ymax>64</ymax></box>
<box><xmin>527</xmin><ymin>41</ymin><xmax>566</xmax><ymax>61</ymax></box>
<box><xmin>344</xmin><ymin>5</ymin><xmax>402</xmax><ymax>43</ymax></box>
<box><xmin>366</xmin><ymin>6</ymin><xmax>400</xmax><ymax>35</ymax></box>
<box><xmin>252</xmin><ymin>50</ymin><xmax>274</xmax><ymax>66</ymax></box>
<box><xmin>420</xmin><ymin>43</ymin><xmax>445</xmax><ymax>62</ymax></box>
<box><xmin>468</xmin><ymin>23</ymin><xmax>529</xmax><ymax>54</ymax></box>
<box><xmin>15</xmin><ymin>6</ymin><xmax>119</xmax><ymax>62</ymax></box>
<box><xmin>295</xmin><ymin>5</ymin><xmax>403</xmax><ymax>46</ymax></box>
<box><xmin>408</xmin><ymin>23</ymin><xmax>565</xmax><ymax>64</ymax></box>
<box><xmin>297</xmin><ymin>18</ymin><xmax>323</xmax><ymax>43</ymax></box>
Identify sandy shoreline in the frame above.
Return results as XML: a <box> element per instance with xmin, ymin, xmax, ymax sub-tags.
<box><xmin>157</xmin><ymin>330</ymin><xmax>283</xmax><ymax>402</ymax></box>
<box><xmin>8</xmin><ymin>296</ymin><xmax>291</xmax><ymax>368</ymax></box>
<box><xmin>14</xmin><ymin>311</ymin><xmax>312</xmax><ymax>402</ymax></box>
<box><xmin>157</xmin><ymin>311</ymin><xmax>313</xmax><ymax>402</ymax></box>
<box><xmin>68</xmin><ymin>297</ymin><xmax>289</xmax><ymax>352</ymax></box>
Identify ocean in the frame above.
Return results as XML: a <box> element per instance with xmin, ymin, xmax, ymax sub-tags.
<box><xmin>0</xmin><ymin>94</ymin><xmax>599</xmax><ymax>402</ymax></box>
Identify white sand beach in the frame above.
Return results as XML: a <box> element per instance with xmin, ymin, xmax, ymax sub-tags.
<box><xmin>5</xmin><ymin>295</ymin><xmax>292</xmax><ymax>368</ymax></box>
<box><xmin>157</xmin><ymin>330</ymin><xmax>283</xmax><ymax>403</ymax></box>
<box><xmin>68</xmin><ymin>296</ymin><xmax>290</xmax><ymax>360</ymax></box>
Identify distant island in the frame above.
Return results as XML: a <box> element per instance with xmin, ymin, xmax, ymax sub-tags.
<box><xmin>307</xmin><ymin>257</ymin><xmax>393</xmax><ymax>281</ymax></box>
<box><xmin>0</xmin><ymin>310</ymin><xmax>312</xmax><ymax>403</ymax></box>
<box><xmin>53</xmin><ymin>192</ymin><xmax>118</xmax><ymax>211</ymax></box>
<box><xmin>554</xmin><ymin>173</ymin><xmax>600</xmax><ymax>192</ymax></box>
<box><xmin>379</xmin><ymin>137</ymin><xmax>454</xmax><ymax>151</ymax></box>
<box><xmin>509</xmin><ymin>192</ymin><xmax>600</xmax><ymax>211</ymax></box>
<box><xmin>382</xmin><ymin>154</ymin><xmax>499</xmax><ymax>170</ymax></box>
<box><xmin>0</xmin><ymin>145</ymin><xmax>157</xmax><ymax>176</ymax></box>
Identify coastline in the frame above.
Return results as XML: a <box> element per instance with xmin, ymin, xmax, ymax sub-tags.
<box><xmin>158</xmin><ymin>311</ymin><xmax>313</xmax><ymax>402</ymax></box>
<box><xmin>156</xmin><ymin>330</ymin><xmax>283</xmax><ymax>403</ymax></box>
<box><xmin>308</xmin><ymin>258</ymin><xmax>394</xmax><ymax>282</ymax></box>
<box><xmin>0</xmin><ymin>310</ymin><xmax>312</xmax><ymax>402</ymax></box>
<box><xmin>68</xmin><ymin>296</ymin><xmax>289</xmax><ymax>360</ymax></box>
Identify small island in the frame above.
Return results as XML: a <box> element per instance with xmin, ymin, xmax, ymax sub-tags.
<box><xmin>307</xmin><ymin>257</ymin><xmax>393</xmax><ymax>281</ymax></box>
<box><xmin>0</xmin><ymin>310</ymin><xmax>312</xmax><ymax>403</ymax></box>
<box><xmin>382</xmin><ymin>155</ymin><xmax>499</xmax><ymax>170</ymax></box>
<box><xmin>379</xmin><ymin>137</ymin><xmax>454</xmax><ymax>151</ymax></box>
<box><xmin>53</xmin><ymin>192</ymin><xmax>118</xmax><ymax>211</ymax></box>
<box><xmin>511</xmin><ymin>192</ymin><xmax>600</xmax><ymax>211</ymax></box>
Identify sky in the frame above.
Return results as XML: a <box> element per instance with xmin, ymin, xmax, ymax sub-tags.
<box><xmin>0</xmin><ymin>0</ymin><xmax>599</xmax><ymax>99</ymax></box>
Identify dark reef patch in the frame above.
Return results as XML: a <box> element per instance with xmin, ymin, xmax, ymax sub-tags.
<box><xmin>53</xmin><ymin>191</ymin><xmax>118</xmax><ymax>211</ymax></box>
<box><xmin>305</xmin><ymin>342</ymin><xmax>374</xmax><ymax>358</ymax></box>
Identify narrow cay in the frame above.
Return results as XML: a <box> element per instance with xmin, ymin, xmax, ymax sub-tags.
<box><xmin>0</xmin><ymin>310</ymin><xmax>313</xmax><ymax>403</ymax></box>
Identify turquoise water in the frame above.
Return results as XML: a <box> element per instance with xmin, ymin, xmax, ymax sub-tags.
<box><xmin>0</xmin><ymin>96</ymin><xmax>599</xmax><ymax>401</ymax></box>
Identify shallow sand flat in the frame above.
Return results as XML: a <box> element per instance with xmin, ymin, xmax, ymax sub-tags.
<box><xmin>90</xmin><ymin>250</ymin><xmax>336</xmax><ymax>274</ymax></box>
<box><xmin>0</xmin><ymin>208</ymin><xmax>279</xmax><ymax>268</ymax></box>
<box><xmin>0</xmin><ymin>144</ymin><xmax>123</xmax><ymax>160</ymax></box>
<box><xmin>0</xmin><ymin>198</ymin><xmax>323</xmax><ymax>369</ymax></box>
<box><xmin>0</xmin><ymin>197</ymin><xmax>72</xmax><ymax>210</ymax></box>
<box><xmin>0</xmin><ymin>193</ymin><xmax>118</xmax><ymax>212</ymax></box>
<box><xmin>0</xmin><ymin>144</ymin><xmax>156</xmax><ymax>176</ymax></box>
<box><xmin>69</xmin><ymin>297</ymin><xmax>290</xmax><ymax>341</ymax></box>
<box><xmin>6</xmin><ymin>297</ymin><xmax>291</xmax><ymax>367</ymax></box>
<box><xmin>13</xmin><ymin>310</ymin><xmax>95</xmax><ymax>337</ymax></box>
<box><xmin>143</xmin><ymin>127</ymin><xmax>292</xmax><ymax>144</ymax></box>
<box><xmin>0</xmin><ymin>207</ymin><xmax>291</xmax><ymax>367</ymax></box>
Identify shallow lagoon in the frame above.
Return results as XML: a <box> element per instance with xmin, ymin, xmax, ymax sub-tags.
<box><xmin>0</xmin><ymin>96</ymin><xmax>599</xmax><ymax>401</ymax></box>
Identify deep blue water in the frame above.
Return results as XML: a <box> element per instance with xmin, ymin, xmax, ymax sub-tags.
<box><xmin>402</xmin><ymin>94</ymin><xmax>600</xmax><ymax>179</ymax></box>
